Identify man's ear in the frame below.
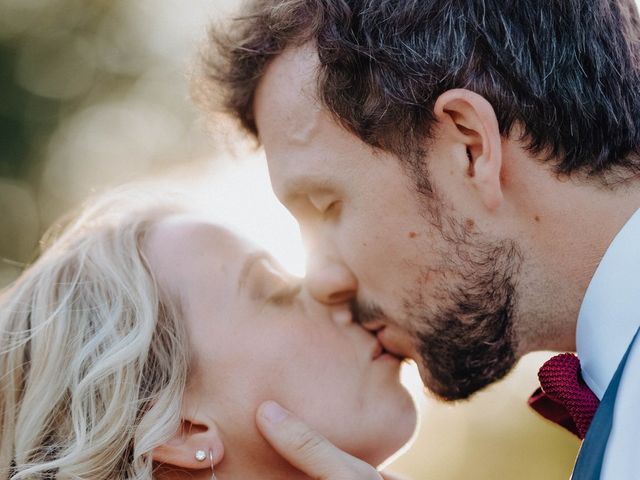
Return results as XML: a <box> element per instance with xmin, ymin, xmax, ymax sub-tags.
<box><xmin>152</xmin><ymin>414</ymin><xmax>224</xmax><ymax>471</ymax></box>
<box><xmin>433</xmin><ymin>88</ymin><xmax>504</xmax><ymax>211</ymax></box>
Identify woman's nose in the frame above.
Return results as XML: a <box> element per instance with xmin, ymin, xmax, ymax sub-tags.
<box><xmin>305</xmin><ymin>259</ymin><xmax>357</xmax><ymax>305</ymax></box>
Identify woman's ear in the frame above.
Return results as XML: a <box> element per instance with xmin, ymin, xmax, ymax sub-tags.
<box><xmin>152</xmin><ymin>416</ymin><xmax>224</xmax><ymax>471</ymax></box>
<box><xmin>434</xmin><ymin>88</ymin><xmax>504</xmax><ymax>211</ymax></box>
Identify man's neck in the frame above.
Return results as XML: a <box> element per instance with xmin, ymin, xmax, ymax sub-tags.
<box><xmin>514</xmin><ymin>170</ymin><xmax>640</xmax><ymax>355</ymax></box>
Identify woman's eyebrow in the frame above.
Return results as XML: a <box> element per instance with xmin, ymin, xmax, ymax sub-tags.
<box><xmin>237</xmin><ymin>250</ymin><xmax>272</xmax><ymax>292</ymax></box>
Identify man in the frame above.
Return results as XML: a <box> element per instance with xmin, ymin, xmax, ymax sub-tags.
<box><xmin>200</xmin><ymin>0</ymin><xmax>640</xmax><ymax>478</ymax></box>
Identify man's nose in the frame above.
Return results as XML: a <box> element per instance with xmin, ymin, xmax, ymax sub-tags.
<box><xmin>305</xmin><ymin>258</ymin><xmax>357</xmax><ymax>305</ymax></box>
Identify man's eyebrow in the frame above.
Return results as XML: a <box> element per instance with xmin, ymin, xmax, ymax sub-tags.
<box><xmin>237</xmin><ymin>250</ymin><xmax>272</xmax><ymax>293</ymax></box>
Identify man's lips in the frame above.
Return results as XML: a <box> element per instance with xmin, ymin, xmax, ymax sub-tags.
<box><xmin>352</xmin><ymin>304</ymin><xmax>411</xmax><ymax>360</ymax></box>
<box><xmin>375</xmin><ymin>328</ymin><xmax>413</xmax><ymax>361</ymax></box>
<box><xmin>359</xmin><ymin>318</ymin><xmax>388</xmax><ymax>332</ymax></box>
<box><xmin>371</xmin><ymin>335</ymin><xmax>406</xmax><ymax>361</ymax></box>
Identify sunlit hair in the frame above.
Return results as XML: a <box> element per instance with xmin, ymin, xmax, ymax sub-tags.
<box><xmin>200</xmin><ymin>0</ymin><xmax>640</xmax><ymax>183</ymax></box>
<box><xmin>0</xmin><ymin>187</ymin><xmax>189</xmax><ymax>479</ymax></box>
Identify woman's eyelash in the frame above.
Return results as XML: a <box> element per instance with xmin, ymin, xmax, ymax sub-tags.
<box><xmin>269</xmin><ymin>284</ymin><xmax>302</xmax><ymax>305</ymax></box>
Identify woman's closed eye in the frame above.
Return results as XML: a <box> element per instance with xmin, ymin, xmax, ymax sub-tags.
<box><xmin>268</xmin><ymin>282</ymin><xmax>302</xmax><ymax>306</ymax></box>
<box><xmin>262</xmin><ymin>263</ymin><xmax>302</xmax><ymax>306</ymax></box>
<box><xmin>245</xmin><ymin>256</ymin><xmax>302</xmax><ymax>306</ymax></box>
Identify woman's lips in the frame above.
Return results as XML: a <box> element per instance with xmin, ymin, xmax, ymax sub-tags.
<box><xmin>371</xmin><ymin>340</ymin><xmax>384</xmax><ymax>360</ymax></box>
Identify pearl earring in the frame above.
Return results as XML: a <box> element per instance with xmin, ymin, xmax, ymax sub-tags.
<box><xmin>195</xmin><ymin>449</ymin><xmax>217</xmax><ymax>479</ymax></box>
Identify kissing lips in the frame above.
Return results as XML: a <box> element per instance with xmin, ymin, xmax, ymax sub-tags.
<box><xmin>371</xmin><ymin>336</ymin><xmax>405</xmax><ymax>362</ymax></box>
<box><xmin>375</xmin><ymin>328</ymin><xmax>414</xmax><ymax>362</ymax></box>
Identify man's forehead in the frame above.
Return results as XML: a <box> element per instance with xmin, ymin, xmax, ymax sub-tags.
<box><xmin>254</xmin><ymin>44</ymin><xmax>323</xmax><ymax>148</ymax></box>
<box><xmin>254</xmin><ymin>44</ymin><xmax>378</xmax><ymax>198</ymax></box>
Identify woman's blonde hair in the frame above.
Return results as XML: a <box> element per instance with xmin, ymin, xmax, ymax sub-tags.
<box><xmin>0</xmin><ymin>188</ymin><xmax>190</xmax><ymax>479</ymax></box>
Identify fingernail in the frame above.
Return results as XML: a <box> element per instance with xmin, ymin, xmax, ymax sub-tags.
<box><xmin>261</xmin><ymin>401</ymin><xmax>288</xmax><ymax>424</ymax></box>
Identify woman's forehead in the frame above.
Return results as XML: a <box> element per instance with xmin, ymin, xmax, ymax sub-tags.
<box><xmin>144</xmin><ymin>215</ymin><xmax>253</xmax><ymax>296</ymax></box>
<box><xmin>149</xmin><ymin>215</ymin><xmax>249</xmax><ymax>255</ymax></box>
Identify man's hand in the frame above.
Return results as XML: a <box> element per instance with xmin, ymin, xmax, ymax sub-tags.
<box><xmin>256</xmin><ymin>401</ymin><xmax>384</xmax><ymax>480</ymax></box>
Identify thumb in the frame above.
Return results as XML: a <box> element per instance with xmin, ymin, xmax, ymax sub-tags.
<box><xmin>256</xmin><ymin>401</ymin><xmax>383</xmax><ymax>480</ymax></box>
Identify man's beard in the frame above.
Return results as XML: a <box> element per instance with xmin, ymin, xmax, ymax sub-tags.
<box><xmin>356</xmin><ymin>218</ymin><xmax>523</xmax><ymax>401</ymax></box>
<box><xmin>412</xmin><ymin>233</ymin><xmax>523</xmax><ymax>401</ymax></box>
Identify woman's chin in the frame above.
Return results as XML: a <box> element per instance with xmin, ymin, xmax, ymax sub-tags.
<box><xmin>349</xmin><ymin>397</ymin><xmax>419</xmax><ymax>468</ymax></box>
<box><xmin>378</xmin><ymin>416</ymin><xmax>419</xmax><ymax>466</ymax></box>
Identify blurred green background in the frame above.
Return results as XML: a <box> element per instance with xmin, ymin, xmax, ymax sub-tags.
<box><xmin>0</xmin><ymin>0</ymin><xmax>580</xmax><ymax>478</ymax></box>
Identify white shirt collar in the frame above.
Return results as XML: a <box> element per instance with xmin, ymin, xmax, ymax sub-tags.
<box><xmin>576</xmin><ymin>207</ymin><xmax>640</xmax><ymax>399</ymax></box>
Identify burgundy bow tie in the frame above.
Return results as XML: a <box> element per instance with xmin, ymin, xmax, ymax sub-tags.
<box><xmin>528</xmin><ymin>353</ymin><xmax>600</xmax><ymax>439</ymax></box>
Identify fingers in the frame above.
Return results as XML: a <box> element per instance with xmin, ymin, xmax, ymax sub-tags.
<box><xmin>256</xmin><ymin>400</ymin><xmax>383</xmax><ymax>480</ymax></box>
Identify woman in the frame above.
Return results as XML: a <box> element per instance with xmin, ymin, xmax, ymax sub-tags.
<box><xmin>0</xmin><ymin>188</ymin><xmax>417</xmax><ymax>479</ymax></box>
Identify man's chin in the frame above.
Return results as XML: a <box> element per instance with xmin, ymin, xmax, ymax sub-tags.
<box><xmin>416</xmin><ymin>357</ymin><xmax>517</xmax><ymax>402</ymax></box>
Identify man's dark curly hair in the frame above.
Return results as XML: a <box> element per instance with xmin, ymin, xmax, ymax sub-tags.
<box><xmin>198</xmin><ymin>0</ymin><xmax>640</xmax><ymax>180</ymax></box>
